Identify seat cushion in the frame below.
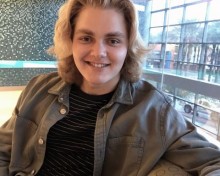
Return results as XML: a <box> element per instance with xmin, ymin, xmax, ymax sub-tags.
<box><xmin>148</xmin><ymin>159</ymin><xmax>191</xmax><ymax>176</ymax></box>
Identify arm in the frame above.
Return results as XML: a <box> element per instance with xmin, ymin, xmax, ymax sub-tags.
<box><xmin>163</xmin><ymin>105</ymin><xmax>220</xmax><ymax>176</ymax></box>
<box><xmin>0</xmin><ymin>73</ymin><xmax>61</xmax><ymax>175</ymax></box>
<box><xmin>0</xmin><ymin>110</ymin><xmax>17</xmax><ymax>175</ymax></box>
<box><xmin>0</xmin><ymin>85</ymin><xmax>27</xmax><ymax>175</ymax></box>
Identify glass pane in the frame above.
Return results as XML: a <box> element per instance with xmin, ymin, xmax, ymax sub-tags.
<box><xmin>145</xmin><ymin>44</ymin><xmax>162</xmax><ymax>69</ymax></box>
<box><xmin>185</xmin><ymin>3</ymin><xmax>207</xmax><ymax>22</ymax></box>
<box><xmin>167</xmin><ymin>43</ymin><xmax>220</xmax><ymax>83</ymax></box>
<box><xmin>207</xmin><ymin>21</ymin><xmax>220</xmax><ymax>43</ymax></box>
<box><xmin>168</xmin><ymin>8</ymin><xmax>183</xmax><ymax>25</ymax></box>
<box><xmin>185</xmin><ymin>0</ymin><xmax>200</xmax><ymax>3</ymax></box>
<box><xmin>194</xmin><ymin>95</ymin><xmax>220</xmax><ymax>135</ymax></box>
<box><xmin>208</xmin><ymin>0</ymin><xmax>220</xmax><ymax>20</ymax></box>
<box><xmin>166</xmin><ymin>44</ymin><xmax>179</xmax><ymax>66</ymax></box>
<box><xmin>183</xmin><ymin>23</ymin><xmax>204</xmax><ymax>43</ymax></box>
<box><xmin>149</xmin><ymin>27</ymin><xmax>163</xmax><ymax>42</ymax></box>
<box><xmin>151</xmin><ymin>0</ymin><xmax>166</xmax><ymax>11</ymax></box>
<box><xmin>177</xmin><ymin>89</ymin><xmax>195</xmax><ymax>102</ymax></box>
<box><xmin>133</xmin><ymin>3</ymin><xmax>145</xmax><ymax>12</ymax></box>
<box><xmin>151</xmin><ymin>11</ymin><xmax>165</xmax><ymax>27</ymax></box>
<box><xmin>201</xmin><ymin>44</ymin><xmax>220</xmax><ymax>84</ymax></box>
<box><xmin>176</xmin><ymin>99</ymin><xmax>194</xmax><ymax>120</ymax></box>
<box><xmin>146</xmin><ymin>44</ymin><xmax>178</xmax><ymax>70</ymax></box>
<box><xmin>167</xmin><ymin>25</ymin><xmax>181</xmax><ymax>42</ymax></box>
<box><xmin>172</xmin><ymin>90</ymin><xmax>220</xmax><ymax>136</ymax></box>
<box><xmin>170</xmin><ymin>0</ymin><xmax>184</xmax><ymax>7</ymax></box>
<box><xmin>132</xmin><ymin>0</ymin><xmax>146</xmax><ymax>6</ymax></box>
<box><xmin>194</xmin><ymin>105</ymin><xmax>211</xmax><ymax>127</ymax></box>
<box><xmin>162</xmin><ymin>83</ymin><xmax>175</xmax><ymax>94</ymax></box>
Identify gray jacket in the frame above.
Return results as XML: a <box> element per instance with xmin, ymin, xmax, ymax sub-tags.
<box><xmin>0</xmin><ymin>72</ymin><xmax>220</xmax><ymax>176</ymax></box>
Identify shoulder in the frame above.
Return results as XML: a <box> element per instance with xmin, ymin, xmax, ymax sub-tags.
<box><xmin>131</xmin><ymin>79</ymin><xmax>172</xmax><ymax>105</ymax></box>
<box><xmin>15</xmin><ymin>71</ymin><xmax>69</xmax><ymax>113</ymax></box>
<box><xmin>26</xmin><ymin>71</ymin><xmax>61</xmax><ymax>87</ymax></box>
<box><xmin>18</xmin><ymin>72</ymin><xmax>65</xmax><ymax>103</ymax></box>
<box><xmin>23</xmin><ymin>71</ymin><xmax>65</xmax><ymax>93</ymax></box>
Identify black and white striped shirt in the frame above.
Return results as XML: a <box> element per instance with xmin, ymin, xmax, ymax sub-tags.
<box><xmin>37</xmin><ymin>85</ymin><xmax>113</xmax><ymax>176</ymax></box>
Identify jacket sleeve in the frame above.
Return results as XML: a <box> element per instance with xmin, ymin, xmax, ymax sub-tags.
<box><xmin>162</xmin><ymin>104</ymin><xmax>220</xmax><ymax>176</ymax></box>
<box><xmin>0</xmin><ymin>84</ymin><xmax>27</xmax><ymax>176</ymax></box>
<box><xmin>0</xmin><ymin>73</ymin><xmax>60</xmax><ymax>176</ymax></box>
<box><xmin>0</xmin><ymin>109</ymin><xmax>17</xmax><ymax>176</ymax></box>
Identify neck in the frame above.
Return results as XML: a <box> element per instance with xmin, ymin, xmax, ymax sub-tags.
<box><xmin>80</xmin><ymin>80</ymin><xmax>119</xmax><ymax>95</ymax></box>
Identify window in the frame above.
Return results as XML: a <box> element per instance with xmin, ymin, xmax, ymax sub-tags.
<box><xmin>133</xmin><ymin>0</ymin><xmax>220</xmax><ymax>141</ymax></box>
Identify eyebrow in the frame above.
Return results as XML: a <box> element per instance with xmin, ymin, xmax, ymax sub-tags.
<box><xmin>75</xmin><ymin>29</ymin><xmax>94</xmax><ymax>35</ymax></box>
<box><xmin>75</xmin><ymin>29</ymin><xmax>127</xmax><ymax>38</ymax></box>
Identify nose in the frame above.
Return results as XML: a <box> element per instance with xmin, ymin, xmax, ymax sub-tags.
<box><xmin>91</xmin><ymin>41</ymin><xmax>107</xmax><ymax>58</ymax></box>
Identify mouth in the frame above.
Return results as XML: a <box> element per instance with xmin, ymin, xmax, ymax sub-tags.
<box><xmin>86</xmin><ymin>61</ymin><xmax>110</xmax><ymax>68</ymax></box>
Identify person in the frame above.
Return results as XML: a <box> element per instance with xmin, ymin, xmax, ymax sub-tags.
<box><xmin>0</xmin><ymin>0</ymin><xmax>220</xmax><ymax>175</ymax></box>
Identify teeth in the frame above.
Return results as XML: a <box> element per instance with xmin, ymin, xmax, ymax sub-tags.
<box><xmin>90</xmin><ymin>63</ymin><xmax>107</xmax><ymax>68</ymax></box>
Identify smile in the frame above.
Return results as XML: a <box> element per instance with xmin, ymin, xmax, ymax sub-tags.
<box><xmin>87</xmin><ymin>62</ymin><xmax>110</xmax><ymax>68</ymax></box>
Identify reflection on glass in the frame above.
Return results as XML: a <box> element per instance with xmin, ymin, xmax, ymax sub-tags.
<box><xmin>151</xmin><ymin>0</ymin><xmax>166</xmax><ymax>11</ymax></box>
<box><xmin>168</xmin><ymin>8</ymin><xmax>183</xmax><ymax>25</ymax></box>
<box><xmin>208</xmin><ymin>0</ymin><xmax>220</xmax><ymax>20</ymax></box>
<box><xmin>149</xmin><ymin>27</ymin><xmax>163</xmax><ymax>43</ymax></box>
<box><xmin>185</xmin><ymin>3</ymin><xmax>207</xmax><ymax>22</ymax></box>
<box><xmin>167</xmin><ymin>25</ymin><xmax>181</xmax><ymax>42</ymax></box>
<box><xmin>151</xmin><ymin>11</ymin><xmax>165</xmax><ymax>27</ymax></box>
<box><xmin>184</xmin><ymin>23</ymin><xmax>204</xmax><ymax>43</ymax></box>
<box><xmin>207</xmin><ymin>21</ymin><xmax>220</xmax><ymax>43</ymax></box>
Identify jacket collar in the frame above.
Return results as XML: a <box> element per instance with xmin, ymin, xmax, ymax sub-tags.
<box><xmin>47</xmin><ymin>75</ymin><xmax>134</xmax><ymax>105</ymax></box>
<box><xmin>48</xmin><ymin>77</ymin><xmax>71</xmax><ymax>98</ymax></box>
<box><xmin>111</xmin><ymin>78</ymin><xmax>133</xmax><ymax>105</ymax></box>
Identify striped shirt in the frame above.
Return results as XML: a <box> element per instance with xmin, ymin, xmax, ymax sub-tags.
<box><xmin>37</xmin><ymin>85</ymin><xmax>113</xmax><ymax>176</ymax></box>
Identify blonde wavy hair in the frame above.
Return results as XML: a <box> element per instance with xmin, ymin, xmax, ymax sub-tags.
<box><xmin>49</xmin><ymin>0</ymin><xmax>148</xmax><ymax>84</ymax></box>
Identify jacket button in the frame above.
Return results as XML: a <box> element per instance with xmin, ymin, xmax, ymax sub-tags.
<box><xmin>60</xmin><ymin>108</ymin><xmax>67</xmax><ymax>115</ymax></box>
<box><xmin>31</xmin><ymin>169</ymin><xmax>35</xmax><ymax>175</ymax></box>
<box><xmin>59</xmin><ymin>97</ymin><xmax>64</xmax><ymax>102</ymax></box>
<box><xmin>38</xmin><ymin>138</ymin><xmax>44</xmax><ymax>145</ymax></box>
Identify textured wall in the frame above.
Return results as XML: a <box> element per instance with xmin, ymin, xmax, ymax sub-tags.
<box><xmin>0</xmin><ymin>0</ymin><xmax>65</xmax><ymax>86</ymax></box>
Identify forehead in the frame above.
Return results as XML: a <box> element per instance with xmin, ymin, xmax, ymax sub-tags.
<box><xmin>74</xmin><ymin>6</ymin><xmax>127</xmax><ymax>35</ymax></box>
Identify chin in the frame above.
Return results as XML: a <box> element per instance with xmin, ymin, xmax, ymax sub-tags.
<box><xmin>90</xmin><ymin>80</ymin><xmax>108</xmax><ymax>85</ymax></box>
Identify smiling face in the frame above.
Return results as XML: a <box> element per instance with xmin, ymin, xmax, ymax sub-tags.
<box><xmin>72</xmin><ymin>6</ymin><xmax>128</xmax><ymax>95</ymax></box>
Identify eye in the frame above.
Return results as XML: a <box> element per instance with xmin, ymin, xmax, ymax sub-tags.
<box><xmin>108</xmin><ymin>39</ymin><xmax>120</xmax><ymax>46</ymax></box>
<box><xmin>79</xmin><ymin>36</ymin><xmax>92</xmax><ymax>43</ymax></box>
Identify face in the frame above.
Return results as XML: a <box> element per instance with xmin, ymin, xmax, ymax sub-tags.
<box><xmin>72</xmin><ymin>6</ymin><xmax>128</xmax><ymax>95</ymax></box>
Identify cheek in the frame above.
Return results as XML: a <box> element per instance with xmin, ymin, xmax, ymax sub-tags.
<box><xmin>72</xmin><ymin>47</ymin><xmax>84</xmax><ymax>61</ymax></box>
<box><xmin>72</xmin><ymin>43</ymin><xmax>90</xmax><ymax>59</ymax></box>
<box><xmin>114</xmin><ymin>48</ymin><xmax>127</xmax><ymax>66</ymax></box>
